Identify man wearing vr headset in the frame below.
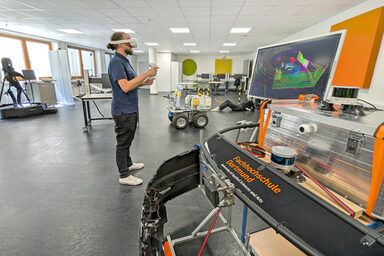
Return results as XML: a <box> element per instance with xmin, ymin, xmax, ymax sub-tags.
<box><xmin>107</xmin><ymin>32</ymin><xmax>158</xmax><ymax>186</ymax></box>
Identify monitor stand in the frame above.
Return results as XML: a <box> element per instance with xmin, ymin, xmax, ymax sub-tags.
<box><xmin>340</xmin><ymin>104</ymin><xmax>365</xmax><ymax>116</ymax></box>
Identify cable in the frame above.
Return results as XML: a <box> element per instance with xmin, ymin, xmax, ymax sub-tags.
<box><xmin>238</xmin><ymin>142</ymin><xmax>266</xmax><ymax>158</ymax></box>
<box><xmin>258</xmin><ymin>100</ymin><xmax>271</xmax><ymax>148</ymax></box>
<box><xmin>357</xmin><ymin>99</ymin><xmax>383</xmax><ymax>110</ymax></box>
<box><xmin>197</xmin><ymin>208</ymin><xmax>221</xmax><ymax>256</ymax></box>
<box><xmin>294</xmin><ymin>164</ymin><xmax>355</xmax><ymax>217</ymax></box>
<box><xmin>92</xmin><ymin>100</ymin><xmax>105</xmax><ymax>118</ymax></box>
<box><xmin>214</xmin><ymin>99</ymin><xmax>224</xmax><ymax>103</ymax></box>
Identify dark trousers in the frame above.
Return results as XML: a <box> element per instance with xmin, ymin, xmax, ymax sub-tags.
<box><xmin>219</xmin><ymin>100</ymin><xmax>244</xmax><ymax>111</ymax></box>
<box><xmin>113</xmin><ymin>113</ymin><xmax>138</xmax><ymax>178</ymax></box>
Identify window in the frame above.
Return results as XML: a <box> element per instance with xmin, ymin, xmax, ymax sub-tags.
<box><xmin>0</xmin><ymin>34</ymin><xmax>52</xmax><ymax>79</ymax></box>
<box><xmin>81</xmin><ymin>49</ymin><xmax>95</xmax><ymax>76</ymax></box>
<box><xmin>68</xmin><ymin>48</ymin><xmax>81</xmax><ymax>77</ymax></box>
<box><xmin>26</xmin><ymin>41</ymin><xmax>51</xmax><ymax>78</ymax></box>
<box><xmin>67</xmin><ymin>47</ymin><xmax>96</xmax><ymax>78</ymax></box>
<box><xmin>0</xmin><ymin>36</ymin><xmax>25</xmax><ymax>73</ymax></box>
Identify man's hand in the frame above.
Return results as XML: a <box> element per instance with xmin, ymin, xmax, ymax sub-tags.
<box><xmin>141</xmin><ymin>78</ymin><xmax>155</xmax><ymax>86</ymax></box>
<box><xmin>145</xmin><ymin>67</ymin><xmax>159</xmax><ymax>77</ymax></box>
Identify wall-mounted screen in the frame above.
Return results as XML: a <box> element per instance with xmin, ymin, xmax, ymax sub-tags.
<box><xmin>248</xmin><ymin>32</ymin><xmax>345</xmax><ymax>100</ymax></box>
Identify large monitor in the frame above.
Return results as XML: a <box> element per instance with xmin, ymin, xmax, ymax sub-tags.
<box><xmin>248</xmin><ymin>31</ymin><xmax>345</xmax><ymax>100</ymax></box>
<box><xmin>216</xmin><ymin>74</ymin><xmax>225</xmax><ymax>79</ymax></box>
<box><xmin>101</xmin><ymin>73</ymin><xmax>111</xmax><ymax>89</ymax></box>
<box><xmin>22</xmin><ymin>70</ymin><xmax>36</xmax><ymax>80</ymax></box>
<box><xmin>233</xmin><ymin>74</ymin><xmax>243</xmax><ymax>79</ymax></box>
<box><xmin>201</xmin><ymin>73</ymin><xmax>210</xmax><ymax>79</ymax></box>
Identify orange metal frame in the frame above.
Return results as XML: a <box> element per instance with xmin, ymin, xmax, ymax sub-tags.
<box><xmin>331</xmin><ymin>7</ymin><xmax>384</xmax><ymax>89</ymax></box>
<box><xmin>366</xmin><ymin>123</ymin><xmax>384</xmax><ymax>217</ymax></box>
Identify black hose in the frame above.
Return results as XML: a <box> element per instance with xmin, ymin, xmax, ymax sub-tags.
<box><xmin>92</xmin><ymin>100</ymin><xmax>105</xmax><ymax>118</ymax></box>
<box><xmin>217</xmin><ymin>123</ymin><xmax>259</xmax><ymax>135</ymax></box>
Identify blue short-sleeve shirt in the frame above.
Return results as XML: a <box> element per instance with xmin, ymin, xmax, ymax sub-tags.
<box><xmin>108</xmin><ymin>52</ymin><xmax>138</xmax><ymax>116</ymax></box>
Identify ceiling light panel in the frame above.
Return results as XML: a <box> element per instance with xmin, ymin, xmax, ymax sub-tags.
<box><xmin>170</xmin><ymin>27</ymin><xmax>190</xmax><ymax>33</ymax></box>
<box><xmin>57</xmin><ymin>29</ymin><xmax>83</xmax><ymax>34</ymax></box>
<box><xmin>184</xmin><ymin>43</ymin><xmax>197</xmax><ymax>46</ymax></box>
<box><xmin>145</xmin><ymin>42</ymin><xmax>159</xmax><ymax>46</ymax></box>
<box><xmin>230</xmin><ymin>27</ymin><xmax>252</xmax><ymax>33</ymax></box>
<box><xmin>223</xmin><ymin>43</ymin><xmax>236</xmax><ymax>46</ymax></box>
<box><xmin>112</xmin><ymin>28</ymin><xmax>135</xmax><ymax>33</ymax></box>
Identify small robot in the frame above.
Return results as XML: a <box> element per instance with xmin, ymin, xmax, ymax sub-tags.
<box><xmin>167</xmin><ymin>84</ymin><xmax>211</xmax><ymax>129</ymax></box>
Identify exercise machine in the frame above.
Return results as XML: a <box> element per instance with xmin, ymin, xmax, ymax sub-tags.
<box><xmin>0</xmin><ymin>58</ymin><xmax>57</xmax><ymax>119</ymax></box>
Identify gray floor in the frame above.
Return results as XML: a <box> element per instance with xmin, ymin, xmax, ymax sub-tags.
<box><xmin>0</xmin><ymin>90</ymin><xmax>266</xmax><ymax>256</ymax></box>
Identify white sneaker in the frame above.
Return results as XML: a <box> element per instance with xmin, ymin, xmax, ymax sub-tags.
<box><xmin>211</xmin><ymin>106</ymin><xmax>220</xmax><ymax>112</ymax></box>
<box><xmin>119</xmin><ymin>175</ymin><xmax>143</xmax><ymax>185</ymax></box>
<box><xmin>128</xmin><ymin>162</ymin><xmax>144</xmax><ymax>171</ymax></box>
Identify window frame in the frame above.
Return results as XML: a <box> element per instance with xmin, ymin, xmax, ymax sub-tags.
<box><xmin>0</xmin><ymin>33</ymin><xmax>53</xmax><ymax>80</ymax></box>
<box><xmin>67</xmin><ymin>46</ymin><xmax>97</xmax><ymax>78</ymax></box>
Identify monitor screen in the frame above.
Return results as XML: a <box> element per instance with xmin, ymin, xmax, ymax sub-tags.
<box><xmin>248</xmin><ymin>32</ymin><xmax>344</xmax><ymax>100</ymax></box>
<box><xmin>201</xmin><ymin>73</ymin><xmax>209</xmax><ymax>79</ymax></box>
<box><xmin>217</xmin><ymin>74</ymin><xmax>225</xmax><ymax>79</ymax></box>
<box><xmin>101</xmin><ymin>73</ymin><xmax>111</xmax><ymax>89</ymax></box>
<box><xmin>233</xmin><ymin>74</ymin><xmax>243</xmax><ymax>79</ymax></box>
<box><xmin>22</xmin><ymin>70</ymin><xmax>36</xmax><ymax>80</ymax></box>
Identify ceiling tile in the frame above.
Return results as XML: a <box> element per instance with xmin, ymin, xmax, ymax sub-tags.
<box><xmin>155</xmin><ymin>7</ymin><xmax>184</xmax><ymax>17</ymax></box>
<box><xmin>161</xmin><ymin>16</ymin><xmax>187</xmax><ymax>25</ymax></box>
<box><xmin>269</xmin><ymin>6</ymin><xmax>305</xmax><ymax>16</ymax></box>
<box><xmin>0</xmin><ymin>0</ymin><xmax>369</xmax><ymax>53</ymax></box>
<box><xmin>0</xmin><ymin>1</ymin><xmax>37</xmax><ymax>10</ymax></box>
<box><xmin>211</xmin><ymin>15</ymin><xmax>237</xmax><ymax>24</ymax></box>
<box><xmin>243</xmin><ymin>0</ymin><xmax>280</xmax><ymax>6</ymax></box>
<box><xmin>98</xmin><ymin>8</ymin><xmax>130</xmax><ymax>17</ymax></box>
<box><xmin>49</xmin><ymin>0</ymin><xmax>89</xmax><ymax>9</ymax></box>
<box><xmin>117</xmin><ymin>16</ymin><xmax>141</xmax><ymax>24</ymax></box>
<box><xmin>278</xmin><ymin>0</ymin><xmax>312</xmax><ymax>6</ymax></box>
<box><xmin>72</xmin><ymin>9</ymin><xmax>105</xmax><ymax>18</ymax></box>
<box><xmin>186</xmin><ymin>16</ymin><xmax>210</xmax><ymax>23</ymax></box>
<box><xmin>211</xmin><ymin>7</ymin><xmax>241</xmax><ymax>16</ymax></box>
<box><xmin>238</xmin><ymin>6</ymin><xmax>273</xmax><ymax>16</ymax></box>
<box><xmin>112</xmin><ymin>0</ymin><xmax>149</xmax><ymax>8</ymax></box>
<box><xmin>145</xmin><ymin>0</ymin><xmax>179</xmax><ymax>7</ymax></box>
<box><xmin>80</xmin><ymin>0</ymin><xmax>119</xmax><ymax>9</ymax></box>
<box><xmin>178</xmin><ymin>0</ymin><xmax>211</xmax><ymax>7</ymax></box>
<box><xmin>211</xmin><ymin>0</ymin><xmax>245</xmax><ymax>7</ymax></box>
<box><xmin>124</xmin><ymin>8</ymin><xmax>157</xmax><ymax>17</ymax></box>
<box><xmin>181</xmin><ymin>7</ymin><xmax>210</xmax><ymax>16</ymax></box>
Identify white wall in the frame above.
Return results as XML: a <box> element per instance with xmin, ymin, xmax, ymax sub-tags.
<box><xmin>130</xmin><ymin>55</ymin><xmax>137</xmax><ymax>74</ymax></box>
<box><xmin>157</xmin><ymin>52</ymin><xmax>172</xmax><ymax>92</ymax></box>
<box><xmin>175</xmin><ymin>53</ymin><xmax>255</xmax><ymax>81</ymax></box>
<box><xmin>135</xmin><ymin>54</ymin><xmax>149</xmax><ymax>74</ymax></box>
<box><xmin>277</xmin><ymin>0</ymin><xmax>384</xmax><ymax>106</ymax></box>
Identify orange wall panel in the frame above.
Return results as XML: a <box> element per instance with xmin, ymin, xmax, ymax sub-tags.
<box><xmin>331</xmin><ymin>7</ymin><xmax>384</xmax><ymax>89</ymax></box>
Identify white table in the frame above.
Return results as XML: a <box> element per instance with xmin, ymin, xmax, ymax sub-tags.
<box><xmin>79</xmin><ymin>94</ymin><xmax>113</xmax><ymax>132</ymax></box>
